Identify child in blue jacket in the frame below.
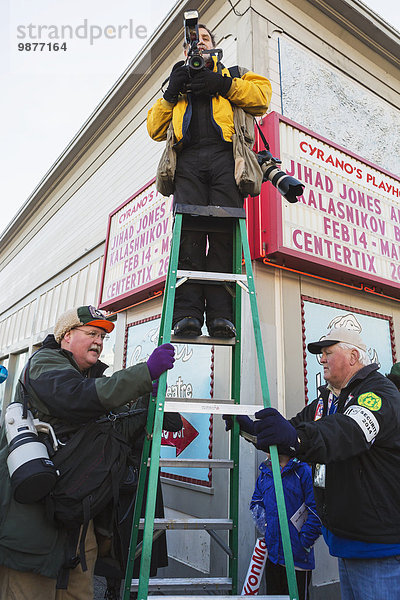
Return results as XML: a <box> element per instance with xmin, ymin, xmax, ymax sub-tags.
<box><xmin>250</xmin><ymin>451</ymin><xmax>321</xmax><ymax>600</ymax></box>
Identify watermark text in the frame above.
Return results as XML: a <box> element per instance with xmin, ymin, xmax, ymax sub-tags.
<box><xmin>16</xmin><ymin>19</ymin><xmax>147</xmax><ymax>46</ymax></box>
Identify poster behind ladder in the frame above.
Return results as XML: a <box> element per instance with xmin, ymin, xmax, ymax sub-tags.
<box><xmin>241</xmin><ymin>537</ymin><xmax>268</xmax><ymax>595</ymax></box>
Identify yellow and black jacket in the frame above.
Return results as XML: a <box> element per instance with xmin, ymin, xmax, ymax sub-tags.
<box><xmin>147</xmin><ymin>63</ymin><xmax>272</xmax><ymax>145</ymax></box>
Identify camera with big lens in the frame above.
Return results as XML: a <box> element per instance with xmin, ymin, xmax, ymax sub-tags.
<box><xmin>257</xmin><ymin>149</ymin><xmax>304</xmax><ymax>204</ymax></box>
<box><xmin>182</xmin><ymin>10</ymin><xmax>223</xmax><ymax>83</ymax></box>
<box><xmin>184</xmin><ymin>10</ymin><xmax>205</xmax><ymax>74</ymax></box>
<box><xmin>5</xmin><ymin>402</ymin><xmax>59</xmax><ymax>503</ymax></box>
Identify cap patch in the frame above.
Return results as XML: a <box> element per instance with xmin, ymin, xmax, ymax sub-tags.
<box><xmin>357</xmin><ymin>392</ymin><xmax>382</xmax><ymax>411</ymax></box>
<box><xmin>88</xmin><ymin>305</ymin><xmax>105</xmax><ymax>319</ymax></box>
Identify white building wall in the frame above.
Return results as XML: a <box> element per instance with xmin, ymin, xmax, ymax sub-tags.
<box><xmin>0</xmin><ymin>1</ymin><xmax>399</xmax><ymax>595</ymax></box>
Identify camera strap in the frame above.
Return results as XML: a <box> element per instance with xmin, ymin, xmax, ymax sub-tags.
<box><xmin>253</xmin><ymin>117</ymin><xmax>270</xmax><ymax>152</ymax></box>
<box><xmin>18</xmin><ymin>357</ymin><xmax>35</xmax><ymax>419</ymax></box>
<box><xmin>18</xmin><ymin>346</ymin><xmax>60</xmax><ymax>423</ymax></box>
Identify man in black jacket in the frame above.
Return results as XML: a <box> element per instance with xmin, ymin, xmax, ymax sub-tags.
<box><xmin>0</xmin><ymin>305</ymin><xmax>175</xmax><ymax>600</ymax></box>
<box><xmin>236</xmin><ymin>327</ymin><xmax>400</xmax><ymax>600</ymax></box>
<box><xmin>386</xmin><ymin>361</ymin><xmax>400</xmax><ymax>391</ymax></box>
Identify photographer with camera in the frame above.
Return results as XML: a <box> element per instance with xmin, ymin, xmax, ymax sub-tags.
<box><xmin>0</xmin><ymin>305</ymin><xmax>175</xmax><ymax>600</ymax></box>
<box><xmin>147</xmin><ymin>18</ymin><xmax>272</xmax><ymax>339</ymax></box>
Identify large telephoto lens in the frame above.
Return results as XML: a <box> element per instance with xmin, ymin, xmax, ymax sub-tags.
<box><xmin>5</xmin><ymin>403</ymin><xmax>58</xmax><ymax>503</ymax></box>
<box><xmin>262</xmin><ymin>165</ymin><xmax>304</xmax><ymax>204</ymax></box>
<box><xmin>258</xmin><ymin>150</ymin><xmax>304</xmax><ymax>203</ymax></box>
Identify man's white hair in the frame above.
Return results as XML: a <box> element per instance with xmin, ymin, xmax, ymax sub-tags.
<box><xmin>338</xmin><ymin>342</ymin><xmax>371</xmax><ymax>366</ymax></box>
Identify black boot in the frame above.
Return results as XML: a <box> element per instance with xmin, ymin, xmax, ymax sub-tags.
<box><xmin>173</xmin><ymin>317</ymin><xmax>202</xmax><ymax>337</ymax></box>
<box><xmin>207</xmin><ymin>318</ymin><xmax>236</xmax><ymax>338</ymax></box>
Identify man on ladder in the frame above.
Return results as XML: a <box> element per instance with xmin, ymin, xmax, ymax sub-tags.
<box><xmin>128</xmin><ymin>13</ymin><xmax>301</xmax><ymax>600</ymax></box>
<box><xmin>147</xmin><ymin>16</ymin><xmax>271</xmax><ymax>339</ymax></box>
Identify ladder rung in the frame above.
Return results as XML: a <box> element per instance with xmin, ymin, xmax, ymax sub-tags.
<box><xmin>158</xmin><ymin>458</ymin><xmax>233</xmax><ymax>468</ymax></box>
<box><xmin>170</xmin><ymin>334</ymin><xmax>237</xmax><ymax>346</ymax></box>
<box><xmin>139</xmin><ymin>518</ymin><xmax>232</xmax><ymax>530</ymax></box>
<box><xmin>177</xmin><ymin>269</ymin><xmax>247</xmax><ymax>283</ymax></box>
<box><xmin>130</xmin><ymin>577</ymin><xmax>232</xmax><ymax>592</ymax></box>
<box><xmin>164</xmin><ymin>400</ymin><xmax>260</xmax><ymax>415</ymax></box>
<box><xmin>148</xmin><ymin>597</ymin><xmax>289</xmax><ymax>599</ymax></box>
<box><xmin>175</xmin><ymin>203</ymin><xmax>246</xmax><ymax>219</ymax></box>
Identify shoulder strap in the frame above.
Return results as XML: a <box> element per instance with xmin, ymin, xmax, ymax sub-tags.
<box><xmin>228</xmin><ymin>65</ymin><xmax>241</xmax><ymax>79</ymax></box>
<box><xmin>19</xmin><ymin>357</ymin><xmax>34</xmax><ymax>418</ymax></box>
<box><xmin>56</xmin><ymin>528</ymin><xmax>81</xmax><ymax>589</ymax></box>
<box><xmin>253</xmin><ymin>118</ymin><xmax>270</xmax><ymax>151</ymax></box>
<box><xmin>19</xmin><ymin>348</ymin><xmax>46</xmax><ymax>418</ymax></box>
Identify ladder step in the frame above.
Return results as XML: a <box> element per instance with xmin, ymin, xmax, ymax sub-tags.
<box><xmin>130</xmin><ymin>577</ymin><xmax>232</xmax><ymax>592</ymax></box>
<box><xmin>139</xmin><ymin>518</ymin><xmax>232</xmax><ymax>530</ymax></box>
<box><xmin>164</xmin><ymin>400</ymin><xmax>260</xmax><ymax>415</ymax></box>
<box><xmin>148</xmin><ymin>597</ymin><xmax>289</xmax><ymax>599</ymax></box>
<box><xmin>158</xmin><ymin>458</ymin><xmax>233</xmax><ymax>468</ymax></box>
<box><xmin>170</xmin><ymin>333</ymin><xmax>236</xmax><ymax>346</ymax></box>
<box><xmin>177</xmin><ymin>270</ymin><xmax>247</xmax><ymax>283</ymax></box>
<box><xmin>175</xmin><ymin>203</ymin><xmax>246</xmax><ymax>219</ymax></box>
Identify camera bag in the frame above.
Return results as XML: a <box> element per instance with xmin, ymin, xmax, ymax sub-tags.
<box><xmin>47</xmin><ymin>419</ymin><xmax>129</xmax><ymax>522</ymax></box>
<box><xmin>231</xmin><ymin>105</ymin><xmax>263</xmax><ymax>197</ymax></box>
<box><xmin>229</xmin><ymin>66</ymin><xmax>263</xmax><ymax>198</ymax></box>
<box><xmin>46</xmin><ymin>418</ymin><xmax>132</xmax><ymax>587</ymax></box>
<box><xmin>156</xmin><ymin>120</ymin><xmax>177</xmax><ymax>197</ymax></box>
<box><xmin>21</xmin><ymin>352</ymin><xmax>134</xmax><ymax>588</ymax></box>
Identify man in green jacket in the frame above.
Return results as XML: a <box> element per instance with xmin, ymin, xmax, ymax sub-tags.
<box><xmin>0</xmin><ymin>305</ymin><xmax>175</xmax><ymax>600</ymax></box>
<box><xmin>147</xmin><ymin>23</ymin><xmax>271</xmax><ymax>339</ymax></box>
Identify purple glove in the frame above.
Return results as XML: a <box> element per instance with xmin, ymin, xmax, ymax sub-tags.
<box><xmin>254</xmin><ymin>408</ymin><xmax>299</xmax><ymax>454</ymax></box>
<box><xmin>146</xmin><ymin>344</ymin><xmax>175</xmax><ymax>380</ymax></box>
<box><xmin>222</xmin><ymin>414</ymin><xmax>255</xmax><ymax>434</ymax></box>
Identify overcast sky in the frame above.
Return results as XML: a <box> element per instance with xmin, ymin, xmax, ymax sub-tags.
<box><xmin>1</xmin><ymin>0</ymin><xmax>399</xmax><ymax>235</ymax></box>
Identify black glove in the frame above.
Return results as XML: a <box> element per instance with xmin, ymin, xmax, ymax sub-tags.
<box><xmin>254</xmin><ymin>408</ymin><xmax>299</xmax><ymax>454</ymax></box>
<box><xmin>163</xmin><ymin>61</ymin><xmax>190</xmax><ymax>103</ymax></box>
<box><xmin>190</xmin><ymin>69</ymin><xmax>232</xmax><ymax>97</ymax></box>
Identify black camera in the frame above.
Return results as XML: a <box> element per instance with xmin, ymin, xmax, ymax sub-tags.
<box><xmin>257</xmin><ymin>149</ymin><xmax>304</xmax><ymax>204</ymax></box>
<box><xmin>183</xmin><ymin>10</ymin><xmax>222</xmax><ymax>76</ymax></box>
<box><xmin>184</xmin><ymin>10</ymin><xmax>205</xmax><ymax>72</ymax></box>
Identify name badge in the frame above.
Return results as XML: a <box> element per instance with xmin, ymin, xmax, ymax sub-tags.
<box><xmin>314</xmin><ymin>463</ymin><xmax>326</xmax><ymax>488</ymax></box>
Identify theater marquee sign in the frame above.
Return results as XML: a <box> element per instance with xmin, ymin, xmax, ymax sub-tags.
<box><xmin>253</xmin><ymin>113</ymin><xmax>400</xmax><ymax>293</ymax></box>
<box><xmin>99</xmin><ymin>179</ymin><xmax>173</xmax><ymax>311</ymax></box>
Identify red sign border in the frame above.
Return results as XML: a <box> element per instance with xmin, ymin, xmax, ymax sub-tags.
<box><xmin>252</xmin><ymin>112</ymin><xmax>400</xmax><ymax>295</ymax></box>
<box><xmin>300</xmin><ymin>295</ymin><xmax>397</xmax><ymax>405</ymax></box>
<box><xmin>98</xmin><ymin>177</ymin><xmax>169</xmax><ymax>311</ymax></box>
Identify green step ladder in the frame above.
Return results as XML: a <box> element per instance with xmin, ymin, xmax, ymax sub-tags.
<box><xmin>122</xmin><ymin>204</ymin><xmax>299</xmax><ymax>600</ymax></box>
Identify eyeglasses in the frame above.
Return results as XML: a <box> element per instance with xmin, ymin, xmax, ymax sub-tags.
<box><xmin>74</xmin><ymin>328</ymin><xmax>110</xmax><ymax>341</ymax></box>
